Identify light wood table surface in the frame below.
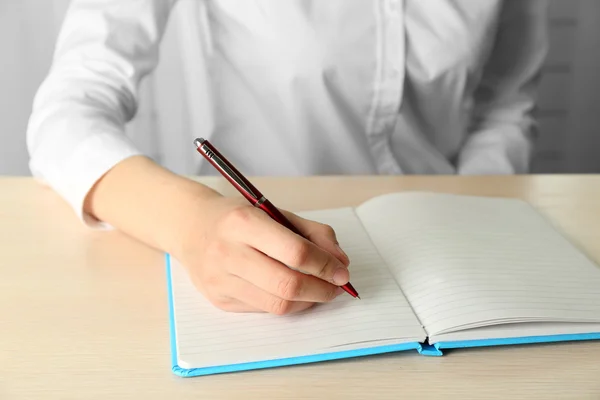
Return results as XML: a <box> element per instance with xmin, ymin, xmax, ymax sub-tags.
<box><xmin>2</xmin><ymin>175</ymin><xmax>600</xmax><ymax>400</ymax></box>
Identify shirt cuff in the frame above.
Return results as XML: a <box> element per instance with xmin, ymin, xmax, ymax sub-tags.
<box><xmin>456</xmin><ymin>126</ymin><xmax>532</xmax><ymax>175</ymax></box>
<box><xmin>457</xmin><ymin>147</ymin><xmax>516</xmax><ymax>175</ymax></box>
<box><xmin>30</xmin><ymin>132</ymin><xmax>142</xmax><ymax>229</ymax></box>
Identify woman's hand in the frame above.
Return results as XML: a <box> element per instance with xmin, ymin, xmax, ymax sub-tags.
<box><xmin>84</xmin><ymin>156</ymin><xmax>351</xmax><ymax>315</ymax></box>
<box><xmin>176</xmin><ymin>195</ymin><xmax>350</xmax><ymax>314</ymax></box>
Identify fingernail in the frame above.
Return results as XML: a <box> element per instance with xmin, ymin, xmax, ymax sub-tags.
<box><xmin>332</xmin><ymin>267</ymin><xmax>349</xmax><ymax>285</ymax></box>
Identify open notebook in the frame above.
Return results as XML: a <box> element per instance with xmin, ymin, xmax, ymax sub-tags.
<box><xmin>165</xmin><ymin>192</ymin><xmax>600</xmax><ymax>377</ymax></box>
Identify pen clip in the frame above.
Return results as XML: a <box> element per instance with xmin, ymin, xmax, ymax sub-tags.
<box><xmin>197</xmin><ymin>140</ymin><xmax>260</xmax><ymax>201</ymax></box>
<box><xmin>217</xmin><ymin>157</ymin><xmax>260</xmax><ymax>200</ymax></box>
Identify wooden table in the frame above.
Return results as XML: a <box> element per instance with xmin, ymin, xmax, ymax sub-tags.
<box><xmin>2</xmin><ymin>175</ymin><xmax>600</xmax><ymax>400</ymax></box>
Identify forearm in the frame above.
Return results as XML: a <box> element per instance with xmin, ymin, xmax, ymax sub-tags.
<box><xmin>83</xmin><ymin>156</ymin><xmax>221</xmax><ymax>255</ymax></box>
<box><xmin>27</xmin><ymin>0</ymin><xmax>180</xmax><ymax>231</ymax></box>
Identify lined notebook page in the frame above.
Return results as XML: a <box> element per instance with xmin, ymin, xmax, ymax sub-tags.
<box><xmin>356</xmin><ymin>192</ymin><xmax>600</xmax><ymax>337</ymax></box>
<box><xmin>170</xmin><ymin>207</ymin><xmax>426</xmax><ymax>370</ymax></box>
<box><xmin>430</xmin><ymin>322</ymin><xmax>600</xmax><ymax>343</ymax></box>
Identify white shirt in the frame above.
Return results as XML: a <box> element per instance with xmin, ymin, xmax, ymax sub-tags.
<box><xmin>26</xmin><ymin>0</ymin><xmax>548</xmax><ymax>223</ymax></box>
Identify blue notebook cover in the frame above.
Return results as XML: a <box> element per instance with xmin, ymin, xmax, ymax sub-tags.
<box><xmin>165</xmin><ymin>254</ymin><xmax>600</xmax><ymax>377</ymax></box>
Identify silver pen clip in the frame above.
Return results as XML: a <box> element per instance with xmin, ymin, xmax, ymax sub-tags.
<box><xmin>196</xmin><ymin>138</ymin><xmax>259</xmax><ymax>200</ymax></box>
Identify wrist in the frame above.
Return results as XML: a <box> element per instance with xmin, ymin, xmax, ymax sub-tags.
<box><xmin>160</xmin><ymin>176</ymin><xmax>223</xmax><ymax>257</ymax></box>
<box><xmin>84</xmin><ymin>156</ymin><xmax>222</xmax><ymax>255</ymax></box>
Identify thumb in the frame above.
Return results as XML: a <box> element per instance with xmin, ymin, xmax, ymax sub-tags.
<box><xmin>282</xmin><ymin>211</ymin><xmax>350</xmax><ymax>267</ymax></box>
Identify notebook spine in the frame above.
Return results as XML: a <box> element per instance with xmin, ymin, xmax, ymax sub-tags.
<box><xmin>417</xmin><ymin>339</ymin><xmax>443</xmax><ymax>356</ymax></box>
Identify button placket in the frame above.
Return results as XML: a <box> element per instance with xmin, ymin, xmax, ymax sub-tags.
<box><xmin>365</xmin><ymin>0</ymin><xmax>406</xmax><ymax>174</ymax></box>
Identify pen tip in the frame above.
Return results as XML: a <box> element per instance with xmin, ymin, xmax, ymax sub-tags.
<box><xmin>356</xmin><ymin>296</ymin><xmax>361</xmax><ymax>300</ymax></box>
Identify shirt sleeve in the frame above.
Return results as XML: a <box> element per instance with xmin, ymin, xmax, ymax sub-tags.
<box><xmin>457</xmin><ymin>0</ymin><xmax>549</xmax><ymax>175</ymax></box>
<box><xmin>26</xmin><ymin>0</ymin><xmax>177</xmax><ymax>227</ymax></box>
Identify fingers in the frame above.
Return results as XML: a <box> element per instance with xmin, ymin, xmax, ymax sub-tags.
<box><xmin>209</xmin><ymin>296</ymin><xmax>263</xmax><ymax>313</ymax></box>
<box><xmin>229</xmin><ymin>208</ymin><xmax>351</xmax><ymax>286</ymax></box>
<box><xmin>212</xmin><ymin>294</ymin><xmax>311</xmax><ymax>316</ymax></box>
<box><xmin>227</xmin><ymin>244</ymin><xmax>343</xmax><ymax>303</ymax></box>
<box><xmin>283</xmin><ymin>211</ymin><xmax>350</xmax><ymax>266</ymax></box>
<box><xmin>225</xmin><ymin>275</ymin><xmax>316</xmax><ymax>315</ymax></box>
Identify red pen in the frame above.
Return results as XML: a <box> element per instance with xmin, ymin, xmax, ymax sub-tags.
<box><xmin>193</xmin><ymin>137</ymin><xmax>360</xmax><ymax>299</ymax></box>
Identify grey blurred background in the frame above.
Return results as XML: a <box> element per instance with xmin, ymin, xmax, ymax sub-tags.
<box><xmin>1</xmin><ymin>0</ymin><xmax>599</xmax><ymax>176</ymax></box>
